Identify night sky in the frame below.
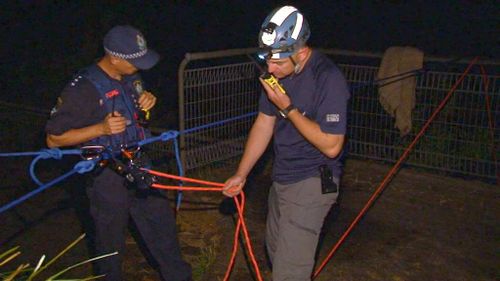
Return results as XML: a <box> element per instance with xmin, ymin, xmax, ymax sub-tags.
<box><xmin>1</xmin><ymin>1</ymin><xmax>498</xmax><ymax>109</ymax></box>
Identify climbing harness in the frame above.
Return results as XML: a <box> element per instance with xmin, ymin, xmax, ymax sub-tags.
<box><xmin>80</xmin><ymin>64</ymin><xmax>148</xmax><ymax>152</ymax></box>
<box><xmin>84</xmin><ymin>144</ymin><xmax>158</xmax><ymax>191</ymax></box>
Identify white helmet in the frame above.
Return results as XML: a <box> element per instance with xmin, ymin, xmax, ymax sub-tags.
<box><xmin>258</xmin><ymin>6</ymin><xmax>310</xmax><ymax>59</ymax></box>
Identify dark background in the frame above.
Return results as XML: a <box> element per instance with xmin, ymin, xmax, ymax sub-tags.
<box><xmin>1</xmin><ymin>1</ymin><xmax>498</xmax><ymax>112</ymax></box>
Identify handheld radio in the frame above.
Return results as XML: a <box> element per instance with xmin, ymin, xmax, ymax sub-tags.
<box><xmin>261</xmin><ymin>72</ymin><xmax>286</xmax><ymax>94</ymax></box>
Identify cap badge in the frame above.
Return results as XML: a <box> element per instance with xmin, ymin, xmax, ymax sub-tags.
<box><xmin>136</xmin><ymin>34</ymin><xmax>146</xmax><ymax>51</ymax></box>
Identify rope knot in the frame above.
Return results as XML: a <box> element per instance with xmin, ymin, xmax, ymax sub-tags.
<box><xmin>74</xmin><ymin>160</ymin><xmax>96</xmax><ymax>174</ymax></box>
<box><xmin>39</xmin><ymin>148</ymin><xmax>63</xmax><ymax>160</ymax></box>
<box><xmin>160</xmin><ymin>130</ymin><xmax>179</xmax><ymax>141</ymax></box>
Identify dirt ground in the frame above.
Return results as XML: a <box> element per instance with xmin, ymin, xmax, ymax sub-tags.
<box><xmin>0</xmin><ymin>158</ymin><xmax>498</xmax><ymax>281</ymax></box>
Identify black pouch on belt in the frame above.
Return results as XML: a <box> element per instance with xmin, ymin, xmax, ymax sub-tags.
<box><xmin>319</xmin><ymin>164</ymin><xmax>338</xmax><ymax>194</ymax></box>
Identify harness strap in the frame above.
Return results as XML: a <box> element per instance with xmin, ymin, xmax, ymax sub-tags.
<box><xmin>80</xmin><ymin>64</ymin><xmax>146</xmax><ymax>151</ymax></box>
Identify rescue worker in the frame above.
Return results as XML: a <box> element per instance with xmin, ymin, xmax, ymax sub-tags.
<box><xmin>45</xmin><ymin>25</ymin><xmax>192</xmax><ymax>281</ymax></box>
<box><xmin>222</xmin><ymin>6</ymin><xmax>350</xmax><ymax>281</ymax></box>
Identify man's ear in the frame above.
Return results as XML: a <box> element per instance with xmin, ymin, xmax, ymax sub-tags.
<box><xmin>109</xmin><ymin>56</ymin><xmax>120</xmax><ymax>66</ymax></box>
<box><xmin>296</xmin><ymin>47</ymin><xmax>308</xmax><ymax>61</ymax></box>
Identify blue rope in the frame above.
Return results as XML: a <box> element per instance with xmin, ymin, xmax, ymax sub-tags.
<box><xmin>137</xmin><ymin>131</ymin><xmax>185</xmax><ymax>209</ymax></box>
<box><xmin>74</xmin><ymin>160</ymin><xmax>97</xmax><ymax>174</ymax></box>
<box><xmin>0</xmin><ymin>148</ymin><xmax>81</xmax><ymax>158</ymax></box>
<box><xmin>0</xmin><ymin>151</ymin><xmax>49</xmax><ymax>157</ymax></box>
<box><xmin>30</xmin><ymin>155</ymin><xmax>48</xmax><ymax>186</ymax></box>
<box><xmin>29</xmin><ymin>148</ymin><xmax>81</xmax><ymax>186</ymax></box>
<box><xmin>0</xmin><ymin>159</ymin><xmax>96</xmax><ymax>215</ymax></box>
<box><xmin>182</xmin><ymin>112</ymin><xmax>257</xmax><ymax>135</ymax></box>
<box><xmin>173</xmin><ymin>137</ymin><xmax>184</xmax><ymax>210</ymax></box>
<box><xmin>138</xmin><ymin>130</ymin><xmax>179</xmax><ymax>146</ymax></box>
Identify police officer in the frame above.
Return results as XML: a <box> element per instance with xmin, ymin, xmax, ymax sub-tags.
<box><xmin>222</xmin><ymin>6</ymin><xmax>350</xmax><ymax>281</ymax></box>
<box><xmin>46</xmin><ymin>25</ymin><xmax>192</xmax><ymax>281</ymax></box>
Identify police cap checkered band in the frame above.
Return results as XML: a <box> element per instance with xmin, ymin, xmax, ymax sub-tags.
<box><xmin>104</xmin><ymin>46</ymin><xmax>148</xmax><ymax>60</ymax></box>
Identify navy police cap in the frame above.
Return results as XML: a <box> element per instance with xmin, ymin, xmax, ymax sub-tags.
<box><xmin>103</xmin><ymin>25</ymin><xmax>159</xmax><ymax>70</ymax></box>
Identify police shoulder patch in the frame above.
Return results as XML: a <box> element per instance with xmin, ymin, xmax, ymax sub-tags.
<box><xmin>133</xmin><ymin>80</ymin><xmax>144</xmax><ymax>94</ymax></box>
<box><xmin>326</xmin><ymin>113</ymin><xmax>340</xmax><ymax>122</ymax></box>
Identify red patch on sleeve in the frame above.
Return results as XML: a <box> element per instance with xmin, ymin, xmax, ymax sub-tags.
<box><xmin>105</xmin><ymin>89</ymin><xmax>120</xmax><ymax>99</ymax></box>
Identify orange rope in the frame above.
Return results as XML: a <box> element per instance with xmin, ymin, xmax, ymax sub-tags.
<box><xmin>233</xmin><ymin>193</ymin><xmax>263</xmax><ymax>280</ymax></box>
<box><xmin>148</xmin><ymin>169</ymin><xmax>224</xmax><ymax>187</ymax></box>
<box><xmin>223</xmin><ymin>208</ymin><xmax>242</xmax><ymax>281</ymax></box>
<box><xmin>313</xmin><ymin>57</ymin><xmax>480</xmax><ymax>279</ymax></box>
<box><xmin>147</xmin><ymin>170</ymin><xmax>263</xmax><ymax>281</ymax></box>
<box><xmin>152</xmin><ymin>184</ymin><xmax>223</xmax><ymax>192</ymax></box>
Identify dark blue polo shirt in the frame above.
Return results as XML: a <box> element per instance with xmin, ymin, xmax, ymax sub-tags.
<box><xmin>259</xmin><ymin>50</ymin><xmax>350</xmax><ymax>184</ymax></box>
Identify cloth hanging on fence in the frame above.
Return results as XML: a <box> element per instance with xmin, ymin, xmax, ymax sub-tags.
<box><xmin>377</xmin><ymin>46</ymin><xmax>424</xmax><ymax>136</ymax></box>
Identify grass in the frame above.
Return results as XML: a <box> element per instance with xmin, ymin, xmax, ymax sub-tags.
<box><xmin>192</xmin><ymin>241</ymin><xmax>217</xmax><ymax>281</ymax></box>
<box><xmin>0</xmin><ymin>234</ymin><xmax>116</xmax><ymax>281</ymax></box>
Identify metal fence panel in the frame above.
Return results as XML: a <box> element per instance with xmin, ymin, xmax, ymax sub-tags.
<box><xmin>179</xmin><ymin>60</ymin><xmax>261</xmax><ymax>170</ymax></box>
<box><xmin>344</xmin><ymin>65</ymin><xmax>499</xmax><ymax>179</ymax></box>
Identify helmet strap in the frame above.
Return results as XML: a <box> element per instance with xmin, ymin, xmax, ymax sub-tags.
<box><xmin>289</xmin><ymin>56</ymin><xmax>301</xmax><ymax>74</ymax></box>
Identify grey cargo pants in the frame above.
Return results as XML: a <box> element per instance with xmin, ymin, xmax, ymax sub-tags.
<box><xmin>266</xmin><ymin>176</ymin><xmax>339</xmax><ymax>281</ymax></box>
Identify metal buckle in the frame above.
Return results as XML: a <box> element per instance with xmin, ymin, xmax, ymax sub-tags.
<box><xmin>121</xmin><ymin>145</ymin><xmax>141</xmax><ymax>160</ymax></box>
<box><xmin>80</xmin><ymin>145</ymin><xmax>106</xmax><ymax>161</ymax></box>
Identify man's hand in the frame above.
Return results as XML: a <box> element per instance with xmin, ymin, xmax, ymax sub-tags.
<box><xmin>138</xmin><ymin>91</ymin><xmax>157</xmax><ymax>111</ymax></box>
<box><xmin>259</xmin><ymin>77</ymin><xmax>291</xmax><ymax>110</ymax></box>
<box><xmin>102</xmin><ymin>111</ymin><xmax>127</xmax><ymax>135</ymax></box>
<box><xmin>222</xmin><ymin>174</ymin><xmax>246</xmax><ymax>197</ymax></box>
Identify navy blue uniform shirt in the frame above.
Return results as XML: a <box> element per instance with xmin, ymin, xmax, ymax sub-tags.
<box><xmin>46</xmin><ymin>65</ymin><xmax>145</xmax><ymax>148</ymax></box>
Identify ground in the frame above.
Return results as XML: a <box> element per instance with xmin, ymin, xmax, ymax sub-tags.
<box><xmin>0</xmin><ymin>158</ymin><xmax>498</xmax><ymax>281</ymax></box>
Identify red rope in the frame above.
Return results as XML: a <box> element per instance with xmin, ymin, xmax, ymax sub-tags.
<box><xmin>223</xmin><ymin>207</ymin><xmax>242</xmax><ymax>281</ymax></box>
<box><xmin>147</xmin><ymin>170</ymin><xmax>263</xmax><ymax>281</ymax></box>
<box><xmin>478</xmin><ymin>65</ymin><xmax>499</xmax><ymax>186</ymax></box>
<box><xmin>233</xmin><ymin>193</ymin><xmax>263</xmax><ymax>280</ymax></box>
<box><xmin>312</xmin><ymin>57</ymin><xmax>480</xmax><ymax>279</ymax></box>
<box><xmin>148</xmin><ymin>169</ymin><xmax>224</xmax><ymax>187</ymax></box>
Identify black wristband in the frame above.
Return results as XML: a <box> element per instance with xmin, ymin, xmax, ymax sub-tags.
<box><xmin>279</xmin><ymin>104</ymin><xmax>297</xmax><ymax>119</ymax></box>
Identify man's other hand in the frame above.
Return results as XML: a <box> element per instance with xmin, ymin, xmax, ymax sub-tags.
<box><xmin>102</xmin><ymin>111</ymin><xmax>127</xmax><ymax>135</ymax></box>
<box><xmin>139</xmin><ymin>91</ymin><xmax>157</xmax><ymax>111</ymax></box>
<box><xmin>222</xmin><ymin>175</ymin><xmax>246</xmax><ymax>197</ymax></box>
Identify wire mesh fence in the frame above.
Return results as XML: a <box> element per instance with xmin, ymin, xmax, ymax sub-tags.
<box><xmin>343</xmin><ymin>65</ymin><xmax>499</xmax><ymax>179</ymax></box>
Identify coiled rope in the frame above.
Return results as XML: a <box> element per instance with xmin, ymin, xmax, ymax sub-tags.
<box><xmin>145</xmin><ymin>169</ymin><xmax>263</xmax><ymax>281</ymax></box>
